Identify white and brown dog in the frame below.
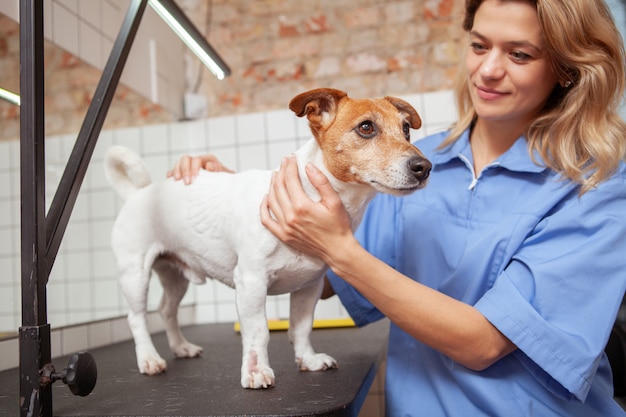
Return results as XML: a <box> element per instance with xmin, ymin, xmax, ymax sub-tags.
<box><xmin>104</xmin><ymin>88</ymin><xmax>431</xmax><ymax>389</ymax></box>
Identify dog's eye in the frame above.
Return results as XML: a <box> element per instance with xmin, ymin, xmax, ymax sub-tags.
<box><xmin>356</xmin><ymin>121</ymin><xmax>376</xmax><ymax>138</ymax></box>
<box><xmin>403</xmin><ymin>122</ymin><xmax>411</xmax><ymax>141</ymax></box>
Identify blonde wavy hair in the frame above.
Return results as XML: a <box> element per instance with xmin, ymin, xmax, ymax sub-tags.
<box><xmin>444</xmin><ymin>0</ymin><xmax>626</xmax><ymax>193</ymax></box>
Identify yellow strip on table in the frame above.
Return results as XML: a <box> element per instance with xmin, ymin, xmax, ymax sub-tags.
<box><xmin>233</xmin><ymin>318</ymin><xmax>355</xmax><ymax>332</ymax></box>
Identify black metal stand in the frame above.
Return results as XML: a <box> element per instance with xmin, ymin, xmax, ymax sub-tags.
<box><xmin>19</xmin><ymin>1</ymin><xmax>50</xmax><ymax>415</ymax></box>
<box><xmin>19</xmin><ymin>1</ymin><xmax>148</xmax><ymax>416</ymax></box>
<box><xmin>18</xmin><ymin>1</ymin><xmax>230</xmax><ymax>415</ymax></box>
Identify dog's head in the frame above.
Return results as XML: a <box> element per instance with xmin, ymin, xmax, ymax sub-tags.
<box><xmin>289</xmin><ymin>88</ymin><xmax>431</xmax><ymax>196</ymax></box>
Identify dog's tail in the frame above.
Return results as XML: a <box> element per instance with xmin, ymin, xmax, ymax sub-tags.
<box><xmin>104</xmin><ymin>146</ymin><xmax>152</xmax><ymax>200</ymax></box>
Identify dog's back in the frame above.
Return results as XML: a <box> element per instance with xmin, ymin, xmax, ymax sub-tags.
<box><xmin>104</xmin><ymin>146</ymin><xmax>324</xmax><ymax>290</ymax></box>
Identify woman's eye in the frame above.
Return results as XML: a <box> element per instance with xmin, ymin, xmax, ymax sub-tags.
<box><xmin>403</xmin><ymin>122</ymin><xmax>410</xmax><ymax>141</ymax></box>
<box><xmin>510</xmin><ymin>51</ymin><xmax>532</xmax><ymax>62</ymax></box>
<box><xmin>470</xmin><ymin>42</ymin><xmax>487</xmax><ymax>53</ymax></box>
<box><xmin>356</xmin><ymin>121</ymin><xmax>376</xmax><ymax>138</ymax></box>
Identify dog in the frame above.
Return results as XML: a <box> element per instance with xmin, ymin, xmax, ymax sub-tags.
<box><xmin>104</xmin><ymin>88</ymin><xmax>431</xmax><ymax>389</ymax></box>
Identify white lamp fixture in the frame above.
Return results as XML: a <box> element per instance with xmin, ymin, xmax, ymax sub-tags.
<box><xmin>0</xmin><ymin>87</ymin><xmax>20</xmax><ymax>106</ymax></box>
<box><xmin>148</xmin><ymin>0</ymin><xmax>230</xmax><ymax>80</ymax></box>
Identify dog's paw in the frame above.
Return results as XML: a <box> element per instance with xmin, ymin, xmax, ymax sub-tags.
<box><xmin>297</xmin><ymin>353</ymin><xmax>338</xmax><ymax>371</ymax></box>
<box><xmin>138</xmin><ymin>355</ymin><xmax>167</xmax><ymax>375</ymax></box>
<box><xmin>241</xmin><ymin>367</ymin><xmax>275</xmax><ymax>389</ymax></box>
<box><xmin>171</xmin><ymin>342</ymin><xmax>203</xmax><ymax>358</ymax></box>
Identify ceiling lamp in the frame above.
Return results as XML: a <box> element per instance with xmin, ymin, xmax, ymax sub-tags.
<box><xmin>0</xmin><ymin>87</ymin><xmax>20</xmax><ymax>106</ymax></box>
<box><xmin>148</xmin><ymin>0</ymin><xmax>230</xmax><ymax>80</ymax></box>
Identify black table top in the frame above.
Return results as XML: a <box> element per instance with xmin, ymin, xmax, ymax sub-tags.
<box><xmin>0</xmin><ymin>320</ymin><xmax>388</xmax><ymax>417</ymax></box>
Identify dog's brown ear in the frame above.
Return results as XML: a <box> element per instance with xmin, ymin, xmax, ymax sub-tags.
<box><xmin>289</xmin><ymin>89</ymin><xmax>347</xmax><ymax>129</ymax></box>
<box><xmin>384</xmin><ymin>96</ymin><xmax>422</xmax><ymax>130</ymax></box>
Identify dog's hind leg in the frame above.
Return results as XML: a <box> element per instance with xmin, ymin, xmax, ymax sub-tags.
<box><xmin>119</xmin><ymin>261</ymin><xmax>168</xmax><ymax>375</ymax></box>
<box><xmin>234</xmin><ymin>267</ymin><xmax>275</xmax><ymax>389</ymax></box>
<box><xmin>289</xmin><ymin>278</ymin><xmax>338</xmax><ymax>371</ymax></box>
<box><xmin>153</xmin><ymin>259</ymin><xmax>203</xmax><ymax>359</ymax></box>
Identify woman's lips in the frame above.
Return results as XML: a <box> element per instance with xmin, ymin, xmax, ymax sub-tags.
<box><xmin>475</xmin><ymin>85</ymin><xmax>508</xmax><ymax>100</ymax></box>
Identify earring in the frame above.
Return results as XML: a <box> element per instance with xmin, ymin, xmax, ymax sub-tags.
<box><xmin>561</xmin><ymin>80</ymin><xmax>572</xmax><ymax>88</ymax></box>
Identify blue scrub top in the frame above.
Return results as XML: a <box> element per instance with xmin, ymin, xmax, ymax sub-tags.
<box><xmin>328</xmin><ymin>129</ymin><xmax>626</xmax><ymax>416</ymax></box>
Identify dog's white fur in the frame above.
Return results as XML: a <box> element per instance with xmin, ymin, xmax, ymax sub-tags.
<box><xmin>104</xmin><ymin>88</ymin><xmax>430</xmax><ymax>389</ymax></box>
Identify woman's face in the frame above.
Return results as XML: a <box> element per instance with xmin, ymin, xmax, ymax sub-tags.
<box><xmin>466</xmin><ymin>0</ymin><xmax>559</xmax><ymax>127</ymax></box>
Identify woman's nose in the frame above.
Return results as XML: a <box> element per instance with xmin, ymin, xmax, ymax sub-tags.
<box><xmin>479</xmin><ymin>51</ymin><xmax>505</xmax><ymax>79</ymax></box>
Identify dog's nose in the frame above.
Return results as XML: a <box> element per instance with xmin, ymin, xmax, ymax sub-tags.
<box><xmin>408</xmin><ymin>156</ymin><xmax>432</xmax><ymax>181</ymax></box>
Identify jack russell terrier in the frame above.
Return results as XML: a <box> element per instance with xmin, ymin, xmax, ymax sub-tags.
<box><xmin>104</xmin><ymin>88</ymin><xmax>431</xmax><ymax>389</ymax></box>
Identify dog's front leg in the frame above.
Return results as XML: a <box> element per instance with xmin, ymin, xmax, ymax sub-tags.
<box><xmin>289</xmin><ymin>278</ymin><xmax>338</xmax><ymax>371</ymax></box>
<box><xmin>235</xmin><ymin>271</ymin><xmax>275</xmax><ymax>389</ymax></box>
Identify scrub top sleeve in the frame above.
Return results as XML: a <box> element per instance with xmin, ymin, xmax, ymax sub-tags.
<box><xmin>327</xmin><ymin>194</ymin><xmax>401</xmax><ymax>327</ymax></box>
<box><xmin>475</xmin><ymin>178</ymin><xmax>626</xmax><ymax>402</ymax></box>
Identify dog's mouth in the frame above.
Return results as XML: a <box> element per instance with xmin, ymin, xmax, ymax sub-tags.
<box><xmin>369</xmin><ymin>180</ymin><xmax>427</xmax><ymax>196</ymax></box>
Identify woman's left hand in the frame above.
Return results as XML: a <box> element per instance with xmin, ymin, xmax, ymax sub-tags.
<box><xmin>260</xmin><ymin>155</ymin><xmax>354</xmax><ymax>265</ymax></box>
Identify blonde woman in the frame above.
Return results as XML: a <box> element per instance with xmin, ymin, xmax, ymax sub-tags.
<box><xmin>258</xmin><ymin>0</ymin><xmax>626</xmax><ymax>415</ymax></box>
<box><xmin>172</xmin><ymin>0</ymin><xmax>626</xmax><ymax>415</ymax></box>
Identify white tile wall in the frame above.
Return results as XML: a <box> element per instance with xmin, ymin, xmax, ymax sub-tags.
<box><xmin>0</xmin><ymin>90</ymin><xmax>456</xmax><ymax>374</ymax></box>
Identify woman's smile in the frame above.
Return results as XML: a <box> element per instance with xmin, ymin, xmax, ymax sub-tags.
<box><xmin>474</xmin><ymin>85</ymin><xmax>508</xmax><ymax>101</ymax></box>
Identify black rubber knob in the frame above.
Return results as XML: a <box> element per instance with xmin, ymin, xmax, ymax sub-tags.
<box><xmin>63</xmin><ymin>351</ymin><xmax>97</xmax><ymax>397</ymax></box>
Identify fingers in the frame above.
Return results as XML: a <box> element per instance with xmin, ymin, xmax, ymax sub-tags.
<box><xmin>282</xmin><ymin>156</ymin><xmax>340</xmax><ymax>210</ymax></box>
<box><xmin>166</xmin><ymin>155</ymin><xmax>194</xmax><ymax>184</ymax></box>
<box><xmin>304</xmin><ymin>162</ymin><xmax>341</xmax><ymax>209</ymax></box>
<box><xmin>265</xmin><ymin>161</ymin><xmax>290</xmax><ymax>228</ymax></box>
<box><xmin>264</xmin><ymin>155</ymin><xmax>335</xmax><ymax>230</ymax></box>
<box><xmin>204</xmin><ymin>158</ymin><xmax>235</xmax><ymax>174</ymax></box>
<box><xmin>261</xmin><ymin>156</ymin><xmax>300</xmax><ymax>238</ymax></box>
<box><xmin>260</xmin><ymin>193</ymin><xmax>280</xmax><ymax>237</ymax></box>
<box><xmin>275</xmin><ymin>155</ymin><xmax>310</xmax><ymax>223</ymax></box>
<box><xmin>283</xmin><ymin>155</ymin><xmax>308</xmax><ymax>203</ymax></box>
<box><xmin>166</xmin><ymin>158</ymin><xmax>182</xmax><ymax>180</ymax></box>
<box><xmin>188</xmin><ymin>157</ymin><xmax>205</xmax><ymax>184</ymax></box>
<box><xmin>204</xmin><ymin>160</ymin><xmax>219</xmax><ymax>172</ymax></box>
<box><xmin>167</xmin><ymin>154</ymin><xmax>233</xmax><ymax>185</ymax></box>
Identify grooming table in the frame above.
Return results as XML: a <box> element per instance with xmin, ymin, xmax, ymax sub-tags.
<box><xmin>0</xmin><ymin>320</ymin><xmax>388</xmax><ymax>417</ymax></box>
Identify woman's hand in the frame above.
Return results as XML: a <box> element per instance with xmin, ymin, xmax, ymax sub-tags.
<box><xmin>167</xmin><ymin>154</ymin><xmax>234</xmax><ymax>184</ymax></box>
<box><xmin>260</xmin><ymin>155</ymin><xmax>355</xmax><ymax>266</ymax></box>
<box><xmin>261</xmin><ymin>157</ymin><xmax>516</xmax><ymax>369</ymax></box>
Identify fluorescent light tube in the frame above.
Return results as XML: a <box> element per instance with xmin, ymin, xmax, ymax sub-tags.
<box><xmin>0</xmin><ymin>88</ymin><xmax>20</xmax><ymax>106</ymax></box>
<box><xmin>148</xmin><ymin>0</ymin><xmax>230</xmax><ymax>80</ymax></box>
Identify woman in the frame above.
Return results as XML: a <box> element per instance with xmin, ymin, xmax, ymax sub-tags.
<box><xmin>171</xmin><ymin>0</ymin><xmax>626</xmax><ymax>415</ymax></box>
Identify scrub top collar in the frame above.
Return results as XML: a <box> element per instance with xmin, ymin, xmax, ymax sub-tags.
<box><xmin>429</xmin><ymin>128</ymin><xmax>548</xmax><ymax>175</ymax></box>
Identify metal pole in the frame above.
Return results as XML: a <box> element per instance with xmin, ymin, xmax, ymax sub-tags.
<box><xmin>19</xmin><ymin>0</ymin><xmax>50</xmax><ymax>415</ymax></box>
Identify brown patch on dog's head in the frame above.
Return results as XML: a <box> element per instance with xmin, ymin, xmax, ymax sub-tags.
<box><xmin>289</xmin><ymin>88</ymin><xmax>431</xmax><ymax>195</ymax></box>
<box><xmin>289</xmin><ymin>88</ymin><xmax>348</xmax><ymax>137</ymax></box>
<box><xmin>384</xmin><ymin>96</ymin><xmax>422</xmax><ymax>130</ymax></box>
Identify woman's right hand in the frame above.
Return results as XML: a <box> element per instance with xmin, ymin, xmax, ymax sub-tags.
<box><xmin>167</xmin><ymin>154</ymin><xmax>234</xmax><ymax>184</ymax></box>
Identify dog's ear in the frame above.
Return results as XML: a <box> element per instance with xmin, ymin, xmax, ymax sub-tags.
<box><xmin>289</xmin><ymin>89</ymin><xmax>347</xmax><ymax>131</ymax></box>
<box><xmin>384</xmin><ymin>96</ymin><xmax>422</xmax><ymax>130</ymax></box>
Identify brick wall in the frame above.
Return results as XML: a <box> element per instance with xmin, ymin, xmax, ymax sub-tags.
<box><xmin>0</xmin><ymin>0</ymin><xmax>465</xmax><ymax>142</ymax></box>
<box><xmin>183</xmin><ymin>0</ymin><xmax>465</xmax><ymax>115</ymax></box>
